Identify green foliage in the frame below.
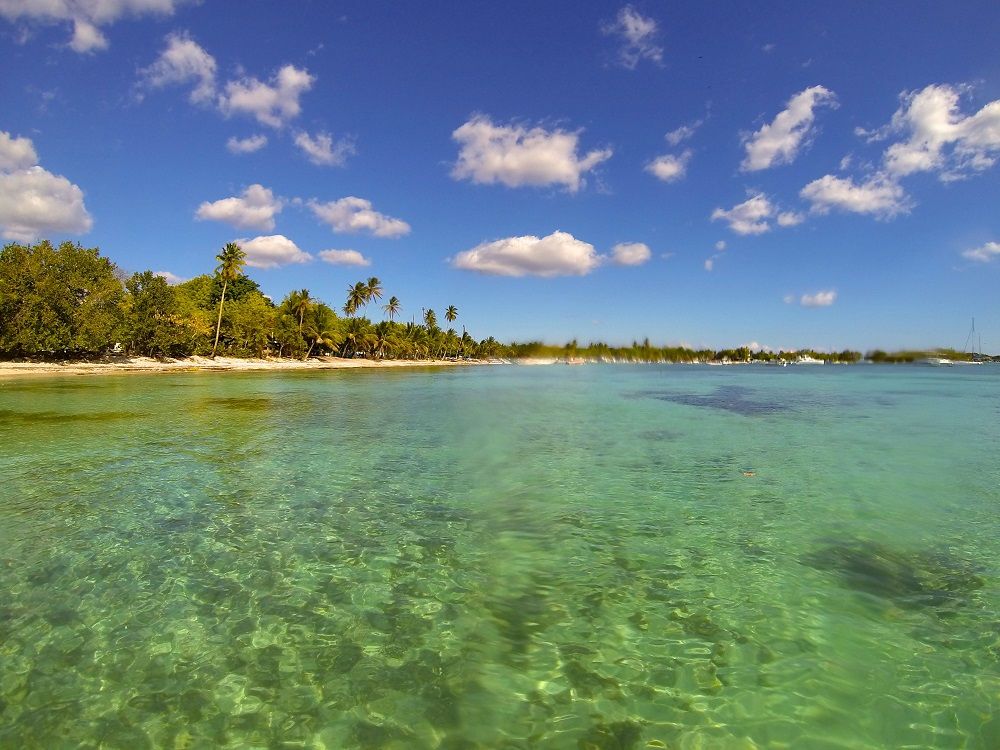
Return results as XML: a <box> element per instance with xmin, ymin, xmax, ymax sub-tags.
<box><xmin>124</xmin><ymin>270</ymin><xmax>194</xmax><ymax>357</ymax></box>
<box><xmin>0</xmin><ymin>240</ymin><xmax>125</xmax><ymax>356</ymax></box>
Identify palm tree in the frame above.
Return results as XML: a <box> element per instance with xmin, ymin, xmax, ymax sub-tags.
<box><xmin>366</xmin><ymin>277</ymin><xmax>383</xmax><ymax>305</ymax></box>
<box><xmin>423</xmin><ymin>308</ymin><xmax>437</xmax><ymax>330</ymax></box>
<box><xmin>344</xmin><ymin>282</ymin><xmax>367</xmax><ymax>317</ymax></box>
<box><xmin>302</xmin><ymin>304</ymin><xmax>342</xmax><ymax>359</ymax></box>
<box><xmin>371</xmin><ymin>321</ymin><xmax>393</xmax><ymax>360</ymax></box>
<box><xmin>211</xmin><ymin>242</ymin><xmax>247</xmax><ymax>358</ymax></box>
<box><xmin>289</xmin><ymin>288</ymin><xmax>312</xmax><ymax>332</ymax></box>
<box><xmin>445</xmin><ymin>305</ymin><xmax>458</xmax><ymax>325</ymax></box>
<box><xmin>383</xmin><ymin>295</ymin><xmax>400</xmax><ymax>321</ymax></box>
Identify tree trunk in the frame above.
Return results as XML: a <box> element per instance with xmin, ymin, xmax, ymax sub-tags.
<box><xmin>211</xmin><ymin>279</ymin><xmax>227</xmax><ymax>358</ymax></box>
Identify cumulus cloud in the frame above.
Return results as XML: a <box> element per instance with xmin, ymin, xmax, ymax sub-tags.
<box><xmin>0</xmin><ymin>131</ymin><xmax>38</xmax><ymax>171</ymax></box>
<box><xmin>451</xmin><ymin>115</ymin><xmax>612</xmax><ymax>192</ymax></box>
<box><xmin>601</xmin><ymin>5</ymin><xmax>663</xmax><ymax>69</ymax></box>
<box><xmin>796</xmin><ymin>290</ymin><xmax>837</xmax><ymax>307</ymax></box>
<box><xmin>704</xmin><ymin>256</ymin><xmax>717</xmax><ymax>271</ymax></box>
<box><xmin>646</xmin><ymin>149</ymin><xmax>691</xmax><ymax>182</ymax></box>
<box><xmin>711</xmin><ymin>193</ymin><xmax>781</xmax><ymax>235</ymax></box>
<box><xmin>0</xmin><ymin>0</ymin><xmax>186</xmax><ymax>53</ymax></box>
<box><xmin>453</xmin><ymin>231</ymin><xmax>602</xmax><ymax>277</ymax></box>
<box><xmin>318</xmin><ymin>249</ymin><xmax>371</xmax><ymax>267</ymax></box>
<box><xmin>195</xmin><ymin>184</ymin><xmax>283</xmax><ymax>231</ymax></box>
<box><xmin>308</xmin><ymin>197</ymin><xmax>410</xmax><ymax>238</ymax></box>
<box><xmin>154</xmin><ymin>270</ymin><xmax>186</xmax><ymax>285</ymax></box>
<box><xmin>611</xmin><ymin>242</ymin><xmax>651</xmax><ymax>266</ymax></box>
<box><xmin>0</xmin><ymin>167</ymin><xmax>93</xmax><ymax>241</ymax></box>
<box><xmin>961</xmin><ymin>241</ymin><xmax>1000</xmax><ymax>263</ymax></box>
<box><xmin>878</xmin><ymin>84</ymin><xmax>1000</xmax><ymax>180</ymax></box>
<box><xmin>800</xmin><ymin>174</ymin><xmax>910</xmax><ymax>218</ymax></box>
<box><xmin>742</xmin><ymin>85</ymin><xmax>838</xmax><ymax>171</ymax></box>
<box><xmin>0</xmin><ymin>131</ymin><xmax>92</xmax><ymax>241</ymax></box>
<box><xmin>220</xmin><ymin>64</ymin><xmax>314</xmax><ymax>128</ymax></box>
<box><xmin>294</xmin><ymin>130</ymin><xmax>354</xmax><ymax>166</ymax></box>
<box><xmin>714</xmin><ymin>240</ymin><xmax>726</xmax><ymax>251</ymax></box>
<box><xmin>226</xmin><ymin>134</ymin><xmax>267</xmax><ymax>154</ymax></box>
<box><xmin>140</xmin><ymin>32</ymin><xmax>217</xmax><ymax>103</ymax></box>
<box><xmin>236</xmin><ymin>234</ymin><xmax>312</xmax><ymax>269</ymax></box>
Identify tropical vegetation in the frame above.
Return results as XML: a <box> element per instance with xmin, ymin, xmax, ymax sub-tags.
<box><xmin>1</xmin><ymin>240</ymin><xmax>993</xmax><ymax>363</ymax></box>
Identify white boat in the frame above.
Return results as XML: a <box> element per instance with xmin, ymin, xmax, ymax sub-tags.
<box><xmin>918</xmin><ymin>357</ymin><xmax>953</xmax><ymax>367</ymax></box>
<box><xmin>795</xmin><ymin>355</ymin><xmax>825</xmax><ymax>365</ymax></box>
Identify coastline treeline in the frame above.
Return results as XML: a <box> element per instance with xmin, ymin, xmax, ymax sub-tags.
<box><xmin>0</xmin><ymin>240</ymin><xmax>501</xmax><ymax>361</ymax></box>
<box><xmin>0</xmin><ymin>240</ymin><xmax>989</xmax><ymax>363</ymax></box>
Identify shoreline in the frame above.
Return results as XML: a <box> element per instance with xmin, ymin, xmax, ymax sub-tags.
<box><xmin>0</xmin><ymin>355</ymin><xmax>497</xmax><ymax>379</ymax></box>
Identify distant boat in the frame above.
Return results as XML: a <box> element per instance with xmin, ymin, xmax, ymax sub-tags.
<box><xmin>958</xmin><ymin>318</ymin><xmax>984</xmax><ymax>364</ymax></box>
<box><xmin>918</xmin><ymin>357</ymin><xmax>953</xmax><ymax>367</ymax></box>
<box><xmin>795</xmin><ymin>355</ymin><xmax>825</xmax><ymax>365</ymax></box>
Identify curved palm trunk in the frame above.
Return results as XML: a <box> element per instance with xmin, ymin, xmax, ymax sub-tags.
<box><xmin>211</xmin><ymin>279</ymin><xmax>228</xmax><ymax>358</ymax></box>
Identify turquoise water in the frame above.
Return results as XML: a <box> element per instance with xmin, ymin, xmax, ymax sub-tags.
<box><xmin>1</xmin><ymin>364</ymin><xmax>998</xmax><ymax>749</ymax></box>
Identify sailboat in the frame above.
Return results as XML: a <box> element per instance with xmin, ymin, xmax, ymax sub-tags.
<box><xmin>955</xmin><ymin>318</ymin><xmax>983</xmax><ymax>365</ymax></box>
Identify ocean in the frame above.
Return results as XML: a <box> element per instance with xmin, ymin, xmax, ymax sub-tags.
<box><xmin>1</xmin><ymin>364</ymin><xmax>998</xmax><ymax>748</ymax></box>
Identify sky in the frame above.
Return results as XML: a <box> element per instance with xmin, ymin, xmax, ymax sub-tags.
<box><xmin>1</xmin><ymin>0</ymin><xmax>998</xmax><ymax>352</ymax></box>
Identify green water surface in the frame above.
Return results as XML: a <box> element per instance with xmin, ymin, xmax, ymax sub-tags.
<box><xmin>1</xmin><ymin>364</ymin><xmax>998</xmax><ymax>749</ymax></box>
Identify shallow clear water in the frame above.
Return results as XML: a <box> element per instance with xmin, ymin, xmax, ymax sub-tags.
<box><xmin>1</xmin><ymin>364</ymin><xmax>998</xmax><ymax>749</ymax></box>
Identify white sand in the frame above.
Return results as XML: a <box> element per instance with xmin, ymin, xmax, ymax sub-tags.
<box><xmin>0</xmin><ymin>356</ymin><xmax>495</xmax><ymax>379</ymax></box>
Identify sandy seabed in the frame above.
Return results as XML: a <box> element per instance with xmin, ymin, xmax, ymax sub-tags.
<box><xmin>0</xmin><ymin>355</ymin><xmax>495</xmax><ymax>379</ymax></box>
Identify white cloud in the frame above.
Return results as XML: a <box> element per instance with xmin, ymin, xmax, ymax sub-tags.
<box><xmin>236</xmin><ymin>234</ymin><xmax>312</xmax><ymax>269</ymax></box>
<box><xmin>0</xmin><ymin>131</ymin><xmax>38</xmax><ymax>171</ymax></box>
<box><xmin>800</xmin><ymin>174</ymin><xmax>910</xmax><ymax>218</ymax></box>
<box><xmin>308</xmin><ymin>197</ymin><xmax>410</xmax><ymax>238</ymax></box>
<box><xmin>195</xmin><ymin>184</ymin><xmax>283</xmax><ymax>231</ymax></box>
<box><xmin>777</xmin><ymin>211</ymin><xmax>804</xmax><ymax>227</ymax></box>
<box><xmin>704</xmin><ymin>257</ymin><xmax>715</xmax><ymax>271</ymax></box>
<box><xmin>220</xmin><ymin>64</ymin><xmax>314</xmax><ymax>128</ymax></box>
<box><xmin>318</xmin><ymin>249</ymin><xmax>371</xmax><ymax>267</ymax></box>
<box><xmin>451</xmin><ymin>115</ymin><xmax>612</xmax><ymax>192</ymax></box>
<box><xmin>154</xmin><ymin>270</ymin><xmax>185</xmax><ymax>285</ymax></box>
<box><xmin>0</xmin><ymin>131</ymin><xmax>91</xmax><ymax>241</ymax></box>
<box><xmin>611</xmin><ymin>242</ymin><xmax>651</xmax><ymax>266</ymax></box>
<box><xmin>601</xmin><ymin>5</ymin><xmax>663</xmax><ymax>69</ymax></box>
<box><xmin>69</xmin><ymin>18</ymin><xmax>107</xmax><ymax>52</ymax></box>
<box><xmin>452</xmin><ymin>230</ymin><xmax>601</xmax><ymax>277</ymax></box>
<box><xmin>0</xmin><ymin>166</ymin><xmax>93</xmax><ymax>241</ymax></box>
<box><xmin>798</xmin><ymin>290</ymin><xmax>837</xmax><ymax>307</ymax></box>
<box><xmin>0</xmin><ymin>0</ymin><xmax>186</xmax><ymax>53</ymax></box>
<box><xmin>226</xmin><ymin>134</ymin><xmax>267</xmax><ymax>154</ymax></box>
<box><xmin>741</xmin><ymin>85</ymin><xmax>837</xmax><ymax>171</ymax></box>
<box><xmin>294</xmin><ymin>130</ymin><xmax>354</xmax><ymax>166</ymax></box>
<box><xmin>711</xmin><ymin>193</ymin><xmax>776</xmax><ymax>235</ymax></box>
<box><xmin>880</xmin><ymin>84</ymin><xmax>1000</xmax><ymax>180</ymax></box>
<box><xmin>714</xmin><ymin>240</ymin><xmax>726</xmax><ymax>251</ymax></box>
<box><xmin>961</xmin><ymin>241</ymin><xmax>1000</xmax><ymax>263</ymax></box>
<box><xmin>646</xmin><ymin>149</ymin><xmax>691</xmax><ymax>182</ymax></box>
<box><xmin>140</xmin><ymin>32</ymin><xmax>217</xmax><ymax>104</ymax></box>
<box><xmin>665</xmin><ymin>121</ymin><xmax>702</xmax><ymax>146</ymax></box>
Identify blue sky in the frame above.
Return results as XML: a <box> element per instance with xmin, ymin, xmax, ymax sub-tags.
<box><xmin>1</xmin><ymin>1</ymin><xmax>998</xmax><ymax>352</ymax></box>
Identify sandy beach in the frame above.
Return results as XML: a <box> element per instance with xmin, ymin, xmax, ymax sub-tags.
<box><xmin>0</xmin><ymin>355</ymin><xmax>494</xmax><ymax>379</ymax></box>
